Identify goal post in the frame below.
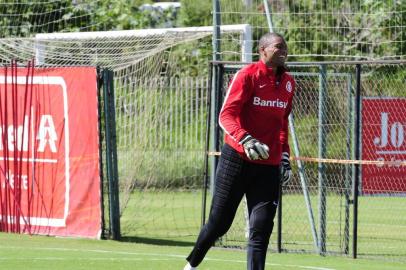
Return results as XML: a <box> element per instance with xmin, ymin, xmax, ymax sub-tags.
<box><xmin>34</xmin><ymin>24</ymin><xmax>253</xmax><ymax>67</ymax></box>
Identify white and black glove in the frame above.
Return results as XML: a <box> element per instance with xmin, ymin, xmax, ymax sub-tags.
<box><xmin>239</xmin><ymin>134</ymin><xmax>269</xmax><ymax>160</ymax></box>
<box><xmin>280</xmin><ymin>152</ymin><xmax>292</xmax><ymax>185</ymax></box>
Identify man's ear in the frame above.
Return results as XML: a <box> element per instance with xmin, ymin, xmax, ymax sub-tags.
<box><xmin>259</xmin><ymin>46</ymin><xmax>266</xmax><ymax>56</ymax></box>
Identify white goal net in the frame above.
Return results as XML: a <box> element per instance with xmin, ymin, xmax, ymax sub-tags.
<box><xmin>0</xmin><ymin>24</ymin><xmax>251</xmax><ymax>240</ymax></box>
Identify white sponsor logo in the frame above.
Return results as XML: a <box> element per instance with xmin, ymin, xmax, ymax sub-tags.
<box><xmin>253</xmin><ymin>96</ymin><xmax>287</xmax><ymax>108</ymax></box>
<box><xmin>0</xmin><ymin>75</ymin><xmax>68</xmax><ymax>228</ymax></box>
<box><xmin>373</xmin><ymin>112</ymin><xmax>406</xmax><ymax>168</ymax></box>
<box><xmin>374</xmin><ymin>112</ymin><xmax>404</xmax><ymax>149</ymax></box>
<box><xmin>286</xmin><ymin>81</ymin><xmax>292</xmax><ymax>92</ymax></box>
<box><xmin>0</xmin><ymin>115</ymin><xmax>57</xmax><ymax>153</ymax></box>
<box><xmin>259</xmin><ymin>84</ymin><xmax>267</xmax><ymax>88</ymax></box>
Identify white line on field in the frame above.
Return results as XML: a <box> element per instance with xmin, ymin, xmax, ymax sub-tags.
<box><xmin>0</xmin><ymin>258</ymin><xmax>176</xmax><ymax>261</ymax></box>
<box><xmin>0</xmin><ymin>246</ymin><xmax>337</xmax><ymax>270</ymax></box>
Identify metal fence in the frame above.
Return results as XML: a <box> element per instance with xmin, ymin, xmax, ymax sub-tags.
<box><xmin>110</xmin><ymin>61</ymin><xmax>406</xmax><ymax>262</ymax></box>
<box><xmin>210</xmin><ymin>60</ymin><xmax>406</xmax><ymax>262</ymax></box>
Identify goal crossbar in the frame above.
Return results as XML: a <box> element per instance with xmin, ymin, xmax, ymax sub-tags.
<box><xmin>35</xmin><ymin>24</ymin><xmax>253</xmax><ymax>65</ymax></box>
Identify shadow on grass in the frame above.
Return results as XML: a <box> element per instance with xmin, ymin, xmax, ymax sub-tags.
<box><xmin>120</xmin><ymin>235</ymin><xmax>195</xmax><ymax>247</ymax></box>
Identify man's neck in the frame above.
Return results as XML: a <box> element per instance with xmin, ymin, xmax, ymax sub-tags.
<box><xmin>261</xmin><ymin>59</ymin><xmax>278</xmax><ymax>75</ymax></box>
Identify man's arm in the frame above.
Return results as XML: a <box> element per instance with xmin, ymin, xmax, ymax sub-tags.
<box><xmin>219</xmin><ymin>70</ymin><xmax>252</xmax><ymax>142</ymax></box>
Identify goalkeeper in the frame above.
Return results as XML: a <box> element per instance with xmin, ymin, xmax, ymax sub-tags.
<box><xmin>183</xmin><ymin>32</ymin><xmax>295</xmax><ymax>270</ymax></box>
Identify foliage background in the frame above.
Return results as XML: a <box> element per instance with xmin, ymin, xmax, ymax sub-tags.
<box><xmin>1</xmin><ymin>0</ymin><xmax>405</xmax><ymax>71</ymax></box>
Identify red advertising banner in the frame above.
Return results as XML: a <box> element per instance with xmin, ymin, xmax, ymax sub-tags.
<box><xmin>0</xmin><ymin>66</ymin><xmax>101</xmax><ymax>238</ymax></box>
<box><xmin>362</xmin><ymin>98</ymin><xmax>406</xmax><ymax>194</ymax></box>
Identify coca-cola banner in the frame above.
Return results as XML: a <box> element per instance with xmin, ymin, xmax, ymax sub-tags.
<box><xmin>362</xmin><ymin>98</ymin><xmax>406</xmax><ymax>194</ymax></box>
<box><xmin>0</xmin><ymin>66</ymin><xmax>101</xmax><ymax>238</ymax></box>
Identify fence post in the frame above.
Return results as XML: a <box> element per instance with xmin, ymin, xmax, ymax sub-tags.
<box><xmin>353</xmin><ymin>64</ymin><xmax>362</xmax><ymax>258</ymax></box>
<box><xmin>202</xmin><ymin>63</ymin><xmax>213</xmax><ymax>228</ymax></box>
<box><xmin>210</xmin><ymin>0</ymin><xmax>222</xmax><ymax>195</ymax></box>
<box><xmin>103</xmin><ymin>68</ymin><xmax>121</xmax><ymax>240</ymax></box>
<box><xmin>97</xmin><ymin>67</ymin><xmax>107</xmax><ymax>239</ymax></box>
<box><xmin>318</xmin><ymin>64</ymin><xmax>327</xmax><ymax>255</ymax></box>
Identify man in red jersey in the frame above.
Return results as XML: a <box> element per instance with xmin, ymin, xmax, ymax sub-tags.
<box><xmin>183</xmin><ymin>32</ymin><xmax>295</xmax><ymax>270</ymax></box>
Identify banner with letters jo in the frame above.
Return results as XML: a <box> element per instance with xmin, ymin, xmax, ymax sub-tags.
<box><xmin>362</xmin><ymin>98</ymin><xmax>406</xmax><ymax>194</ymax></box>
<box><xmin>0</xmin><ymin>66</ymin><xmax>101</xmax><ymax>238</ymax></box>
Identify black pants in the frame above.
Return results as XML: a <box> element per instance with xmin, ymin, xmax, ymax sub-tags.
<box><xmin>187</xmin><ymin>143</ymin><xmax>280</xmax><ymax>270</ymax></box>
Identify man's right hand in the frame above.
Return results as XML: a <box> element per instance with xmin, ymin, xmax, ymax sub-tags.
<box><xmin>240</xmin><ymin>134</ymin><xmax>269</xmax><ymax>160</ymax></box>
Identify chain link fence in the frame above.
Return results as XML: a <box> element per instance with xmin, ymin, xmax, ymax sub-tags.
<box><xmin>111</xmin><ymin>60</ymin><xmax>406</xmax><ymax>262</ymax></box>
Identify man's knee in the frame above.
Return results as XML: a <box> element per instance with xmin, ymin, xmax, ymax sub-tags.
<box><xmin>248</xmin><ymin>219</ymin><xmax>273</xmax><ymax>248</ymax></box>
<box><xmin>206</xmin><ymin>212</ymin><xmax>233</xmax><ymax>238</ymax></box>
<box><xmin>249</xmin><ymin>201</ymin><xmax>277</xmax><ymax>241</ymax></box>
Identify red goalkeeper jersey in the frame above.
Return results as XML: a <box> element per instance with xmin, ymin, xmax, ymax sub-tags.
<box><xmin>219</xmin><ymin>60</ymin><xmax>295</xmax><ymax>165</ymax></box>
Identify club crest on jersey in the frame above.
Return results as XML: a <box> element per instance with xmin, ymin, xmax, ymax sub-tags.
<box><xmin>286</xmin><ymin>81</ymin><xmax>292</xmax><ymax>93</ymax></box>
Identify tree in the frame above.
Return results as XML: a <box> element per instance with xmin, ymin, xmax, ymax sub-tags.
<box><xmin>0</xmin><ymin>0</ymin><xmax>92</xmax><ymax>37</ymax></box>
<box><xmin>0</xmin><ymin>0</ymin><xmax>179</xmax><ymax>37</ymax></box>
<box><xmin>179</xmin><ymin>0</ymin><xmax>212</xmax><ymax>27</ymax></box>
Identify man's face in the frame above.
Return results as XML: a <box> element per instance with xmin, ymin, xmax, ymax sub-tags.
<box><xmin>261</xmin><ymin>37</ymin><xmax>288</xmax><ymax>67</ymax></box>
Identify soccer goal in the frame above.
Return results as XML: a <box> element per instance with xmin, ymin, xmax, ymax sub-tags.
<box><xmin>8</xmin><ymin>24</ymin><xmax>253</xmax><ymax>240</ymax></box>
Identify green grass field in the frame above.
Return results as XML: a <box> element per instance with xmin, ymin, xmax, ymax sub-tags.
<box><xmin>119</xmin><ymin>190</ymin><xmax>406</xmax><ymax>259</ymax></box>
<box><xmin>1</xmin><ymin>191</ymin><xmax>405</xmax><ymax>270</ymax></box>
<box><xmin>1</xmin><ymin>232</ymin><xmax>405</xmax><ymax>270</ymax></box>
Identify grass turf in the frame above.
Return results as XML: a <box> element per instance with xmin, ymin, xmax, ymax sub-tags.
<box><xmin>1</xmin><ymin>232</ymin><xmax>406</xmax><ymax>270</ymax></box>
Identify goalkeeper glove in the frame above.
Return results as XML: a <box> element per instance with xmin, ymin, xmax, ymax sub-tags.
<box><xmin>239</xmin><ymin>134</ymin><xmax>269</xmax><ymax>160</ymax></box>
<box><xmin>280</xmin><ymin>152</ymin><xmax>292</xmax><ymax>185</ymax></box>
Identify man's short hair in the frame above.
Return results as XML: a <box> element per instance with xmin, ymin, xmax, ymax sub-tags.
<box><xmin>258</xmin><ymin>32</ymin><xmax>285</xmax><ymax>50</ymax></box>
